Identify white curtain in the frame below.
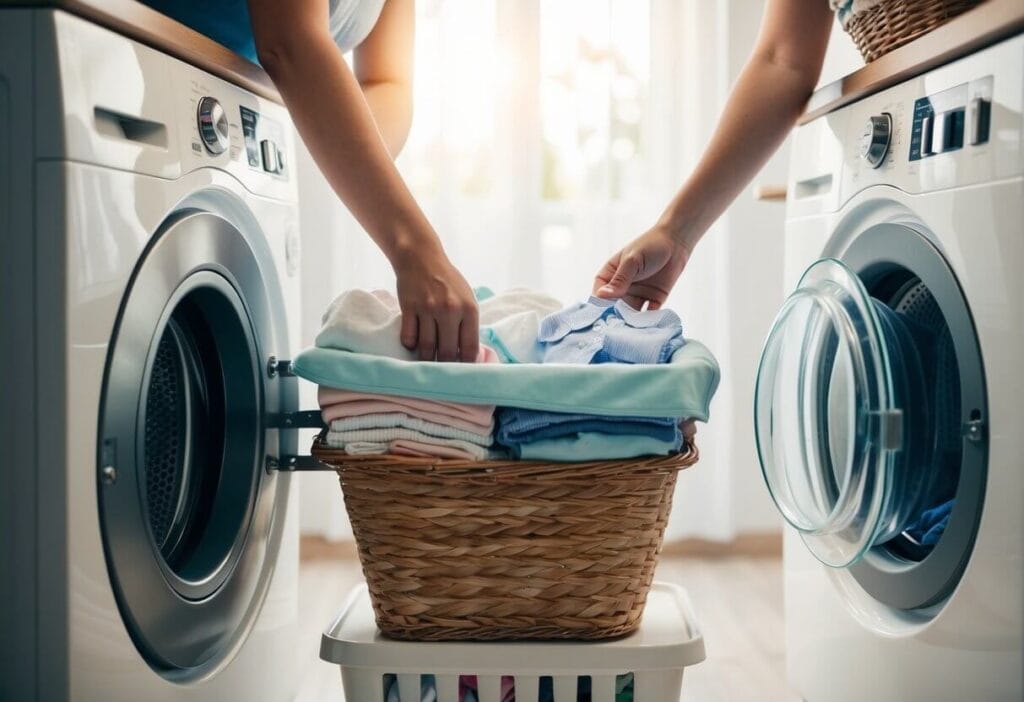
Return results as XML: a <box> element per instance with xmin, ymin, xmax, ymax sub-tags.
<box><xmin>296</xmin><ymin>0</ymin><xmax>860</xmax><ymax>542</ymax></box>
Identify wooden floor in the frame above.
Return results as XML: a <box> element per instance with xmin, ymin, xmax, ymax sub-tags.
<box><xmin>296</xmin><ymin>547</ymin><xmax>799</xmax><ymax>701</ymax></box>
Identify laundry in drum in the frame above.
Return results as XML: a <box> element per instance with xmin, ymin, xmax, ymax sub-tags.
<box><xmin>293</xmin><ymin>287</ymin><xmax>720</xmax><ymax>462</ymax></box>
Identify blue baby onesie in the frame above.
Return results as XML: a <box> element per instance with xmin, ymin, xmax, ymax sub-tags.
<box><xmin>539</xmin><ymin>297</ymin><xmax>684</xmax><ymax>365</ymax></box>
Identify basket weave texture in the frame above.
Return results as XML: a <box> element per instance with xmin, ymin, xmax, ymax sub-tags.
<box><xmin>845</xmin><ymin>0</ymin><xmax>983</xmax><ymax>62</ymax></box>
<box><xmin>312</xmin><ymin>437</ymin><xmax>699</xmax><ymax>641</ymax></box>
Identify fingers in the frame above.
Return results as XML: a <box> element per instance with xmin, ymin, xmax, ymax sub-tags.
<box><xmin>596</xmin><ymin>252</ymin><xmax>643</xmax><ymax>299</ymax></box>
<box><xmin>400</xmin><ymin>311</ymin><xmax>419</xmax><ymax>350</ymax></box>
<box><xmin>458</xmin><ymin>305</ymin><xmax>480</xmax><ymax>362</ymax></box>
<box><xmin>592</xmin><ymin>254</ymin><xmax>621</xmax><ymax>297</ymax></box>
<box><xmin>416</xmin><ymin>314</ymin><xmax>437</xmax><ymax>361</ymax></box>
<box><xmin>436</xmin><ymin>309</ymin><xmax>461</xmax><ymax>362</ymax></box>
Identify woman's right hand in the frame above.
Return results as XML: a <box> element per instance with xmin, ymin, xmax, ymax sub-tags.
<box><xmin>393</xmin><ymin>247</ymin><xmax>480</xmax><ymax>362</ymax></box>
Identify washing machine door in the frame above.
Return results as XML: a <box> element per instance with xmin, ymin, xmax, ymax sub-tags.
<box><xmin>756</xmin><ymin>223</ymin><xmax>988</xmax><ymax>610</ymax></box>
<box><xmin>98</xmin><ymin>208</ymin><xmax>296</xmax><ymax>680</ymax></box>
<box><xmin>755</xmin><ymin>257</ymin><xmax>924</xmax><ymax>568</ymax></box>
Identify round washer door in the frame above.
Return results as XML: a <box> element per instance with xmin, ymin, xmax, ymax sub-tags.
<box><xmin>98</xmin><ymin>209</ymin><xmax>293</xmax><ymax>679</ymax></box>
<box><xmin>755</xmin><ymin>223</ymin><xmax>988</xmax><ymax>610</ymax></box>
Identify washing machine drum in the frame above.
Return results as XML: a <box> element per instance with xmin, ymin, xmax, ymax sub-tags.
<box><xmin>98</xmin><ymin>209</ymin><xmax>292</xmax><ymax>678</ymax></box>
<box><xmin>755</xmin><ymin>224</ymin><xmax>987</xmax><ymax>610</ymax></box>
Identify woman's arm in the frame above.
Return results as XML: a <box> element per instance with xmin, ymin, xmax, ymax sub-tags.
<box><xmin>248</xmin><ymin>0</ymin><xmax>479</xmax><ymax>362</ymax></box>
<box><xmin>594</xmin><ymin>0</ymin><xmax>834</xmax><ymax>309</ymax></box>
<box><xmin>354</xmin><ymin>0</ymin><xmax>414</xmax><ymax>156</ymax></box>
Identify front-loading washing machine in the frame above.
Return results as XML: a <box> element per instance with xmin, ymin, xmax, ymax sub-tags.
<box><xmin>1</xmin><ymin>8</ymin><xmax>304</xmax><ymax>700</ymax></box>
<box><xmin>755</xmin><ymin>30</ymin><xmax>1023</xmax><ymax>701</ymax></box>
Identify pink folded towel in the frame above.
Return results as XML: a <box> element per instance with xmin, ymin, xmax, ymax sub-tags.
<box><xmin>318</xmin><ymin>388</ymin><xmax>496</xmax><ymax>433</ymax></box>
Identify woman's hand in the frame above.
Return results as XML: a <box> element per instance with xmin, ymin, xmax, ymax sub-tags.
<box><xmin>393</xmin><ymin>247</ymin><xmax>480</xmax><ymax>362</ymax></box>
<box><xmin>593</xmin><ymin>224</ymin><xmax>692</xmax><ymax>310</ymax></box>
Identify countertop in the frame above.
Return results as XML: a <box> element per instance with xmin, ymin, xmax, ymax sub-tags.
<box><xmin>1</xmin><ymin>0</ymin><xmax>281</xmax><ymax>103</ymax></box>
<box><xmin>802</xmin><ymin>0</ymin><xmax>1024</xmax><ymax>123</ymax></box>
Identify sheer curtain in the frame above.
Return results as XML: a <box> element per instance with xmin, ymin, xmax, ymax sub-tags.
<box><xmin>297</xmin><ymin>0</ymin><xmax>837</xmax><ymax>542</ymax></box>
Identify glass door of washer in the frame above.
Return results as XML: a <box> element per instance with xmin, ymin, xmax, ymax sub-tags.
<box><xmin>755</xmin><ymin>225</ymin><xmax>989</xmax><ymax>611</ymax></box>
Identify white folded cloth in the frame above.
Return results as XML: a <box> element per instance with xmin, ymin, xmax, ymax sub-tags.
<box><xmin>327</xmin><ymin>427</ymin><xmax>491</xmax><ymax>460</ymax></box>
<box><xmin>329</xmin><ymin>413</ymin><xmax>492</xmax><ymax>446</ymax></box>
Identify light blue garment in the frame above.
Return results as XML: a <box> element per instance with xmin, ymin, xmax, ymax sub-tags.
<box><xmin>292</xmin><ymin>340</ymin><xmax>720</xmax><ymax>419</ymax></box>
<box><xmin>514</xmin><ymin>432</ymin><xmax>681</xmax><ymax>462</ymax></box>
<box><xmin>497</xmin><ymin>409</ymin><xmax>681</xmax><ymax>446</ymax></box>
<box><xmin>539</xmin><ymin>297</ymin><xmax>684</xmax><ymax>365</ymax></box>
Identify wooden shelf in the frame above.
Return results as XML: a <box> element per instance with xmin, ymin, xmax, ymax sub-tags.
<box><xmin>802</xmin><ymin>0</ymin><xmax>1024</xmax><ymax>123</ymax></box>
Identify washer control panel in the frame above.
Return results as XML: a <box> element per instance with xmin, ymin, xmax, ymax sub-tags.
<box><xmin>909</xmin><ymin>77</ymin><xmax>992</xmax><ymax>161</ymax></box>
<box><xmin>240</xmin><ymin>105</ymin><xmax>287</xmax><ymax>176</ymax></box>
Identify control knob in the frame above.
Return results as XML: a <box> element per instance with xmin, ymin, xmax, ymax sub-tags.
<box><xmin>859</xmin><ymin>113</ymin><xmax>892</xmax><ymax>169</ymax></box>
<box><xmin>197</xmin><ymin>96</ymin><xmax>230</xmax><ymax>155</ymax></box>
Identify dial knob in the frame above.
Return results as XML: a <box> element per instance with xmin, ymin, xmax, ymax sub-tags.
<box><xmin>197</xmin><ymin>96</ymin><xmax>229</xmax><ymax>155</ymax></box>
<box><xmin>859</xmin><ymin>113</ymin><xmax>892</xmax><ymax>169</ymax></box>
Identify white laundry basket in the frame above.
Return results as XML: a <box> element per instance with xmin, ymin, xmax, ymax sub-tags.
<box><xmin>320</xmin><ymin>582</ymin><xmax>706</xmax><ymax>702</ymax></box>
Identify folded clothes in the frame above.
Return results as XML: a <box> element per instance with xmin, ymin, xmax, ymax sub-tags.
<box><xmin>497</xmin><ymin>408</ymin><xmax>681</xmax><ymax>446</ymax></box>
<box><xmin>341</xmin><ymin>440</ymin><xmax>493</xmax><ymax>461</ymax></box>
<box><xmin>514</xmin><ymin>432</ymin><xmax>681</xmax><ymax>462</ymax></box>
<box><xmin>330</xmin><ymin>413</ymin><xmax>492</xmax><ymax>446</ymax></box>
<box><xmin>539</xmin><ymin>296</ymin><xmax>684</xmax><ymax>365</ymax></box>
<box><xmin>325</xmin><ymin>427</ymin><xmax>492</xmax><ymax>460</ymax></box>
<box><xmin>319</xmin><ymin>387</ymin><xmax>495</xmax><ymax>433</ymax></box>
<box><xmin>317</xmin><ymin>287</ymin><xmax>559</xmax><ymax>363</ymax></box>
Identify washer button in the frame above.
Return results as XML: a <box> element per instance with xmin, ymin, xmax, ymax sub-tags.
<box><xmin>261</xmin><ymin>139</ymin><xmax>279</xmax><ymax>173</ymax></box>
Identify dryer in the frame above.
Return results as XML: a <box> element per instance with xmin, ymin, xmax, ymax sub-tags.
<box><xmin>1</xmin><ymin>9</ymin><xmax>302</xmax><ymax>700</ymax></box>
<box><xmin>756</xmin><ymin>31</ymin><xmax>1024</xmax><ymax>700</ymax></box>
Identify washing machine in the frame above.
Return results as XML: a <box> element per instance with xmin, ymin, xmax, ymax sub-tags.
<box><xmin>0</xmin><ymin>8</ymin><xmax>304</xmax><ymax>700</ymax></box>
<box><xmin>754</xmin><ymin>29</ymin><xmax>1024</xmax><ymax>701</ymax></box>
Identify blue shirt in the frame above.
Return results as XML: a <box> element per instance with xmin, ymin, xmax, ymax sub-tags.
<box><xmin>142</xmin><ymin>0</ymin><xmax>258</xmax><ymax>63</ymax></box>
<box><xmin>539</xmin><ymin>297</ymin><xmax>685</xmax><ymax>365</ymax></box>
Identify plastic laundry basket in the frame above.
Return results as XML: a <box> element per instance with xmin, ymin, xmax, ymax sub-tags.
<box><xmin>320</xmin><ymin>581</ymin><xmax>706</xmax><ymax>702</ymax></box>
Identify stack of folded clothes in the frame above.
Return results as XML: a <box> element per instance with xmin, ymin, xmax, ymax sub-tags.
<box><xmin>495</xmin><ymin>297</ymin><xmax>690</xmax><ymax>462</ymax></box>
<box><xmin>316</xmin><ymin>288</ymin><xmax>563</xmax><ymax>460</ymax></box>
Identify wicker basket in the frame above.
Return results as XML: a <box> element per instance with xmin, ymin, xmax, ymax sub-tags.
<box><xmin>845</xmin><ymin>0</ymin><xmax>983</xmax><ymax>62</ymax></box>
<box><xmin>311</xmin><ymin>436</ymin><xmax>699</xmax><ymax>641</ymax></box>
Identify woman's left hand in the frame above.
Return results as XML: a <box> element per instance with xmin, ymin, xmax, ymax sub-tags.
<box><xmin>593</xmin><ymin>224</ymin><xmax>692</xmax><ymax>310</ymax></box>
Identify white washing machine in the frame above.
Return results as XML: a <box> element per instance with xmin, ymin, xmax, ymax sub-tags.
<box><xmin>0</xmin><ymin>9</ymin><xmax>304</xmax><ymax>701</ymax></box>
<box><xmin>755</xmin><ymin>31</ymin><xmax>1023</xmax><ymax>701</ymax></box>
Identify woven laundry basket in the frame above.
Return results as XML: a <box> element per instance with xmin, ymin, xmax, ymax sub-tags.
<box><xmin>845</xmin><ymin>0</ymin><xmax>984</xmax><ymax>61</ymax></box>
<box><xmin>311</xmin><ymin>436</ymin><xmax>699</xmax><ymax>641</ymax></box>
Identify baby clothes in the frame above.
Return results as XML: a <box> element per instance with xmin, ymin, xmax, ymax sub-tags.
<box><xmin>478</xmin><ymin>288</ymin><xmax>563</xmax><ymax>363</ymax></box>
<box><xmin>317</xmin><ymin>288</ymin><xmax>561</xmax><ymax>363</ymax></box>
<box><xmin>493</xmin><ymin>298</ymin><xmax>690</xmax><ymax>461</ymax></box>
<box><xmin>539</xmin><ymin>297</ymin><xmax>684</xmax><ymax>365</ymax></box>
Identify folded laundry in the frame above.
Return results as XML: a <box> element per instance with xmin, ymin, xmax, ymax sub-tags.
<box><xmin>326</xmin><ymin>427</ymin><xmax>492</xmax><ymax>460</ymax></box>
<box><xmin>497</xmin><ymin>408</ymin><xmax>681</xmax><ymax>446</ymax></box>
<box><xmin>317</xmin><ymin>287</ymin><xmax>560</xmax><ymax>363</ymax></box>
<box><xmin>513</xmin><ymin>431</ymin><xmax>681</xmax><ymax>462</ymax></box>
<box><xmin>539</xmin><ymin>296</ymin><xmax>684</xmax><ymax>365</ymax></box>
<box><xmin>330</xmin><ymin>413</ymin><xmax>493</xmax><ymax>445</ymax></box>
<box><xmin>319</xmin><ymin>387</ymin><xmax>495</xmax><ymax>433</ymax></box>
<box><xmin>341</xmin><ymin>439</ymin><xmax>492</xmax><ymax>461</ymax></box>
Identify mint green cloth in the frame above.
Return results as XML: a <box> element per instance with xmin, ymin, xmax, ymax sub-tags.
<box><xmin>291</xmin><ymin>340</ymin><xmax>719</xmax><ymax>419</ymax></box>
<box><xmin>515</xmin><ymin>431</ymin><xmax>680</xmax><ymax>462</ymax></box>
